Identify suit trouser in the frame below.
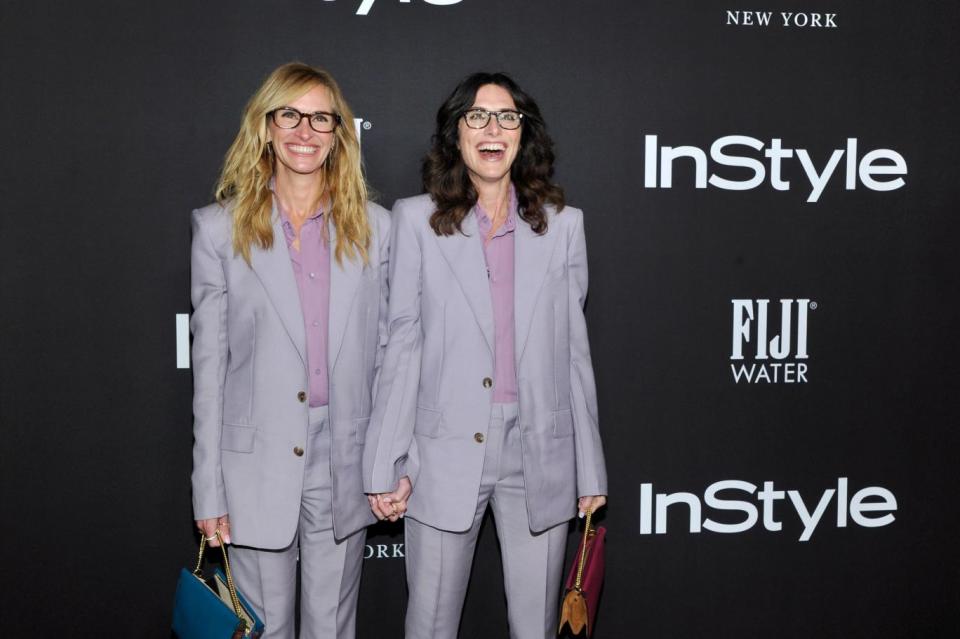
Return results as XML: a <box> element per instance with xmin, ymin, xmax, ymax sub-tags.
<box><xmin>230</xmin><ymin>405</ymin><xmax>365</xmax><ymax>639</ymax></box>
<box><xmin>404</xmin><ymin>402</ymin><xmax>568</xmax><ymax>639</ymax></box>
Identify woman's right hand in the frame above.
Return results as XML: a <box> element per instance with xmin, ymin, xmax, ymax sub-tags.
<box><xmin>195</xmin><ymin>514</ymin><xmax>231</xmax><ymax>546</ymax></box>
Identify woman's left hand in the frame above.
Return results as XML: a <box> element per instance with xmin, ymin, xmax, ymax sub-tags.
<box><xmin>368</xmin><ymin>476</ymin><xmax>412</xmax><ymax>522</ymax></box>
<box><xmin>578</xmin><ymin>495</ymin><xmax>607</xmax><ymax>518</ymax></box>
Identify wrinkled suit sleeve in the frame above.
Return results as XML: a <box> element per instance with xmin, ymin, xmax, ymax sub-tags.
<box><xmin>189</xmin><ymin>209</ymin><xmax>229</xmax><ymax>520</ymax></box>
<box><xmin>363</xmin><ymin>199</ymin><xmax>423</xmax><ymax>493</ymax></box>
<box><xmin>371</xmin><ymin>205</ymin><xmax>392</xmax><ymax>400</ymax></box>
<box><xmin>567</xmin><ymin>209</ymin><xmax>608</xmax><ymax>498</ymax></box>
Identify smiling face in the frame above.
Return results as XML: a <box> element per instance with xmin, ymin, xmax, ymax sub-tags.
<box><xmin>267</xmin><ymin>84</ymin><xmax>336</xmax><ymax>180</ymax></box>
<box><xmin>458</xmin><ymin>83</ymin><xmax>522</xmax><ymax>191</ymax></box>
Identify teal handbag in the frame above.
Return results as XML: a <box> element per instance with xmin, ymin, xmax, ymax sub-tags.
<box><xmin>172</xmin><ymin>530</ymin><xmax>264</xmax><ymax>639</ymax></box>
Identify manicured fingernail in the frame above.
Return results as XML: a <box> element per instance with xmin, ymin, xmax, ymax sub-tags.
<box><xmin>578</xmin><ymin>511</ymin><xmax>585</xmax><ymax>519</ymax></box>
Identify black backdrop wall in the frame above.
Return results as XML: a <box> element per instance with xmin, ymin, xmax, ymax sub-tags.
<box><xmin>2</xmin><ymin>1</ymin><xmax>959</xmax><ymax>637</ymax></box>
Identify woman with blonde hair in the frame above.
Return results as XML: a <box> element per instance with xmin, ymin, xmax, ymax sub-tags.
<box><xmin>190</xmin><ymin>62</ymin><xmax>389</xmax><ymax>638</ymax></box>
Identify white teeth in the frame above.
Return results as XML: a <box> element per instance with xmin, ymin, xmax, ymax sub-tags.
<box><xmin>479</xmin><ymin>143</ymin><xmax>505</xmax><ymax>151</ymax></box>
<box><xmin>289</xmin><ymin>145</ymin><xmax>318</xmax><ymax>154</ymax></box>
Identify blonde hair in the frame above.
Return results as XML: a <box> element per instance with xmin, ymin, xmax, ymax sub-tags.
<box><xmin>216</xmin><ymin>62</ymin><xmax>371</xmax><ymax>265</ymax></box>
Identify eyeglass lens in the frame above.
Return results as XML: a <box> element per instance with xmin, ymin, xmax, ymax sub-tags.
<box><xmin>272</xmin><ymin>108</ymin><xmax>338</xmax><ymax>133</ymax></box>
<box><xmin>463</xmin><ymin>109</ymin><xmax>522</xmax><ymax>129</ymax></box>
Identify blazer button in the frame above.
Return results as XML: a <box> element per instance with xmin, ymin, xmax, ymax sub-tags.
<box><xmin>474</xmin><ymin>432</ymin><xmax>485</xmax><ymax>443</ymax></box>
<box><xmin>297</xmin><ymin>391</ymin><xmax>307</xmax><ymax>403</ymax></box>
<box><xmin>482</xmin><ymin>377</ymin><xmax>493</xmax><ymax>389</ymax></box>
<box><xmin>293</xmin><ymin>446</ymin><xmax>305</xmax><ymax>457</ymax></box>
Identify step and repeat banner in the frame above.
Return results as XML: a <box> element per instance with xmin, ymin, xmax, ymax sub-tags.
<box><xmin>2</xmin><ymin>1</ymin><xmax>958</xmax><ymax>637</ymax></box>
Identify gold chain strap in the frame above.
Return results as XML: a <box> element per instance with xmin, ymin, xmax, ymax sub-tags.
<box><xmin>193</xmin><ymin>530</ymin><xmax>247</xmax><ymax>632</ymax></box>
<box><xmin>574</xmin><ymin>509</ymin><xmax>594</xmax><ymax>591</ymax></box>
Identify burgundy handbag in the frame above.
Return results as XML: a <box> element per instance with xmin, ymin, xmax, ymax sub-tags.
<box><xmin>558</xmin><ymin>510</ymin><xmax>606</xmax><ymax>636</ymax></box>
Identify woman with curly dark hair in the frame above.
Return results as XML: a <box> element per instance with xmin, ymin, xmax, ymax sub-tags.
<box><xmin>363</xmin><ymin>72</ymin><xmax>607</xmax><ymax>639</ymax></box>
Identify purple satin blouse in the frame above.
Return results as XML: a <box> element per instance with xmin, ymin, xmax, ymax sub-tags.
<box><xmin>276</xmin><ymin>194</ymin><xmax>331</xmax><ymax>408</ymax></box>
<box><xmin>474</xmin><ymin>188</ymin><xmax>519</xmax><ymax>403</ymax></box>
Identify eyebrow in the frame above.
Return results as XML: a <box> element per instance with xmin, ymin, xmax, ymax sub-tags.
<box><xmin>278</xmin><ymin>107</ymin><xmax>335</xmax><ymax>115</ymax></box>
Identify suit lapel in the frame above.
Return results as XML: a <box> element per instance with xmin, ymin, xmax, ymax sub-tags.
<box><xmin>435</xmin><ymin>212</ymin><xmax>495</xmax><ymax>356</ymax></box>
<box><xmin>328</xmin><ymin>219</ymin><xmax>365</xmax><ymax>372</ymax></box>
<box><xmin>514</xmin><ymin>213</ymin><xmax>560</xmax><ymax>367</ymax></box>
<box><xmin>249</xmin><ymin>201</ymin><xmax>307</xmax><ymax>367</ymax></box>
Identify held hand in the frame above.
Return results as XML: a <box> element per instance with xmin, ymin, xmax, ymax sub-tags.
<box><xmin>367</xmin><ymin>494</ymin><xmax>390</xmax><ymax>521</ymax></box>
<box><xmin>381</xmin><ymin>476</ymin><xmax>412</xmax><ymax>522</ymax></box>
<box><xmin>578</xmin><ymin>495</ymin><xmax>607</xmax><ymax>518</ymax></box>
<box><xmin>195</xmin><ymin>514</ymin><xmax>231</xmax><ymax>546</ymax></box>
<box><xmin>368</xmin><ymin>477</ymin><xmax>412</xmax><ymax>522</ymax></box>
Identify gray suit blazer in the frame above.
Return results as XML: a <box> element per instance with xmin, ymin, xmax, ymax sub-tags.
<box><xmin>191</xmin><ymin>199</ymin><xmax>390</xmax><ymax>548</ymax></box>
<box><xmin>363</xmin><ymin>194</ymin><xmax>606</xmax><ymax>533</ymax></box>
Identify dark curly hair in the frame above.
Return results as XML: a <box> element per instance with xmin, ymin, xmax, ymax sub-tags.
<box><xmin>423</xmin><ymin>72</ymin><xmax>565</xmax><ymax>236</ymax></box>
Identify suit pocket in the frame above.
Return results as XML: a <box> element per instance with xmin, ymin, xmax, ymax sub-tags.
<box><xmin>354</xmin><ymin>417</ymin><xmax>371</xmax><ymax>446</ymax></box>
<box><xmin>552</xmin><ymin>409</ymin><xmax>574</xmax><ymax>438</ymax></box>
<box><xmin>221</xmin><ymin>423</ymin><xmax>256</xmax><ymax>453</ymax></box>
<box><xmin>414</xmin><ymin>406</ymin><xmax>443</xmax><ymax>438</ymax></box>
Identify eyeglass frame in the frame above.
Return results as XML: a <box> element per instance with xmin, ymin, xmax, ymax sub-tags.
<box><xmin>267</xmin><ymin>107</ymin><xmax>343</xmax><ymax>133</ymax></box>
<box><xmin>460</xmin><ymin>108</ymin><xmax>525</xmax><ymax>130</ymax></box>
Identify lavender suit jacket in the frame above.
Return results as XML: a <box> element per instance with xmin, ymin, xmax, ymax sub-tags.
<box><xmin>190</xmin><ymin>199</ymin><xmax>390</xmax><ymax>547</ymax></box>
<box><xmin>363</xmin><ymin>194</ymin><xmax>607</xmax><ymax>533</ymax></box>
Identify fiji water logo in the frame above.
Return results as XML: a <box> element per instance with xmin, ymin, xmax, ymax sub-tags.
<box><xmin>730</xmin><ymin>298</ymin><xmax>814</xmax><ymax>384</ymax></box>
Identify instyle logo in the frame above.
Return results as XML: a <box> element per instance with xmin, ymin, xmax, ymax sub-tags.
<box><xmin>644</xmin><ymin>135</ymin><xmax>907</xmax><ymax>202</ymax></box>
<box><xmin>726</xmin><ymin>10</ymin><xmax>838</xmax><ymax>28</ymax></box>
<box><xmin>349</xmin><ymin>0</ymin><xmax>462</xmax><ymax>16</ymax></box>
<box><xmin>731</xmin><ymin>299</ymin><xmax>812</xmax><ymax>384</ymax></box>
<box><xmin>639</xmin><ymin>477</ymin><xmax>896</xmax><ymax>542</ymax></box>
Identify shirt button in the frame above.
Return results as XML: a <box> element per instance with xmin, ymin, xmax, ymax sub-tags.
<box><xmin>474</xmin><ymin>433</ymin><xmax>485</xmax><ymax>443</ymax></box>
<box><xmin>312</xmin><ymin>320</ymin><xmax>320</xmax><ymax>327</ymax></box>
<box><xmin>482</xmin><ymin>377</ymin><xmax>493</xmax><ymax>389</ymax></box>
<box><xmin>309</xmin><ymin>272</ymin><xmax>316</xmax><ymax>279</ymax></box>
<box><xmin>315</xmin><ymin>369</ymin><xmax>322</xmax><ymax>375</ymax></box>
<box><xmin>293</xmin><ymin>446</ymin><xmax>305</xmax><ymax>457</ymax></box>
<box><xmin>297</xmin><ymin>391</ymin><xmax>307</xmax><ymax>402</ymax></box>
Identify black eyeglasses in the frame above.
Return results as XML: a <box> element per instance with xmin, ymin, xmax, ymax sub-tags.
<box><xmin>268</xmin><ymin>107</ymin><xmax>342</xmax><ymax>133</ymax></box>
<box><xmin>461</xmin><ymin>108</ymin><xmax>524</xmax><ymax>130</ymax></box>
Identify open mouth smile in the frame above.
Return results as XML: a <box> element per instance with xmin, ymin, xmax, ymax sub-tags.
<box><xmin>478</xmin><ymin>142</ymin><xmax>506</xmax><ymax>161</ymax></box>
<box><xmin>287</xmin><ymin>144</ymin><xmax>320</xmax><ymax>155</ymax></box>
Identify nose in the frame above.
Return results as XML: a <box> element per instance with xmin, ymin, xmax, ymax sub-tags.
<box><xmin>485</xmin><ymin>116</ymin><xmax>502</xmax><ymax>134</ymax></box>
<box><xmin>295</xmin><ymin>117</ymin><xmax>313</xmax><ymax>138</ymax></box>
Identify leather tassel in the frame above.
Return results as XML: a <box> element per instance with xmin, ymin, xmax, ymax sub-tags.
<box><xmin>559</xmin><ymin>589</ymin><xmax>589</xmax><ymax>635</ymax></box>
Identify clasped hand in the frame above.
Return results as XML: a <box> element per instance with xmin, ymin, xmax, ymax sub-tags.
<box><xmin>367</xmin><ymin>476</ymin><xmax>412</xmax><ymax>522</ymax></box>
